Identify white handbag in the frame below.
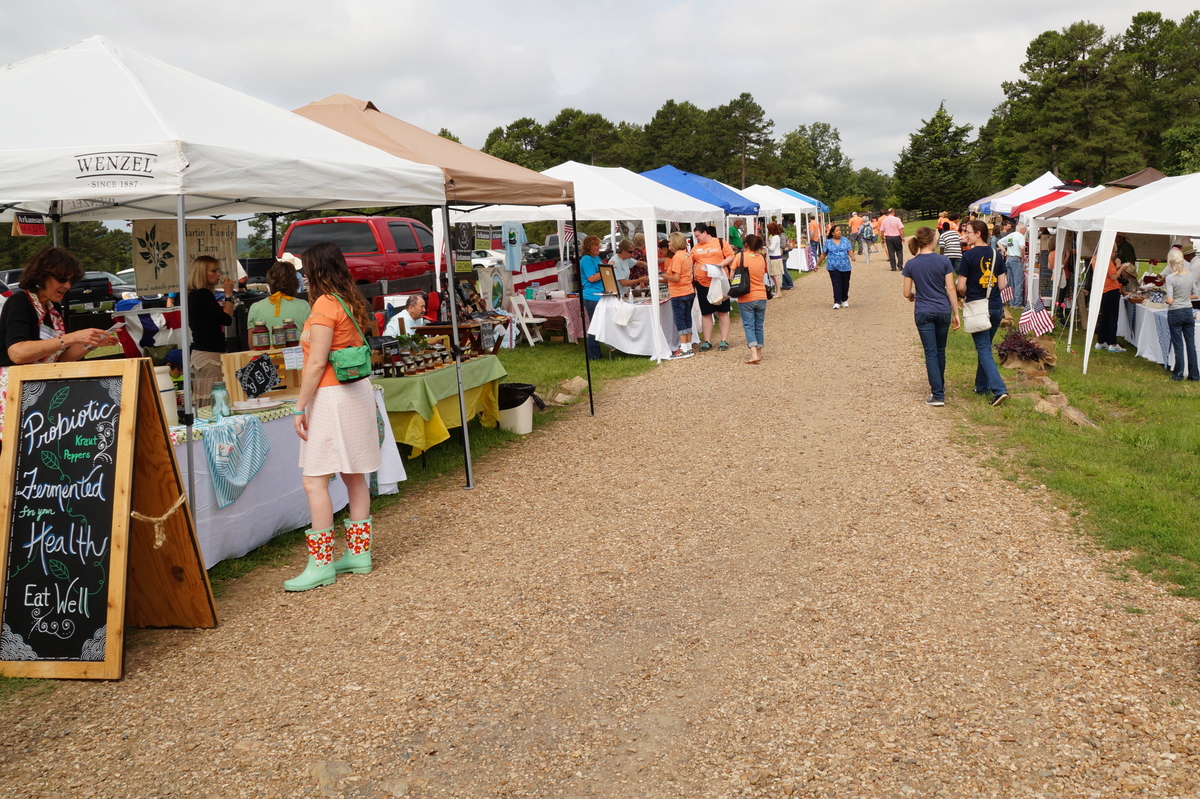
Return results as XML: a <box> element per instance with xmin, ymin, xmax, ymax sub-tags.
<box><xmin>963</xmin><ymin>248</ymin><xmax>998</xmax><ymax>334</ymax></box>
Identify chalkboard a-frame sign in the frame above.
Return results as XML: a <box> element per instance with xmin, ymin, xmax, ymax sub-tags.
<box><xmin>0</xmin><ymin>359</ymin><xmax>217</xmax><ymax>680</ymax></box>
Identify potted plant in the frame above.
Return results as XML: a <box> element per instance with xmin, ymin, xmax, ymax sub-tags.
<box><xmin>995</xmin><ymin>331</ymin><xmax>1054</xmax><ymax>370</ymax></box>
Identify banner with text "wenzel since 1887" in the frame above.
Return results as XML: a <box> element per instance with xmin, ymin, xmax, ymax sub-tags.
<box><xmin>131</xmin><ymin>220</ymin><xmax>238</xmax><ymax>294</ymax></box>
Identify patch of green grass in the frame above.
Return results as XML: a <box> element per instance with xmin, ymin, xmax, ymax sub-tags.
<box><xmin>0</xmin><ymin>675</ymin><xmax>55</xmax><ymax>701</ymax></box>
<box><xmin>942</xmin><ymin>322</ymin><xmax>1200</xmax><ymax>596</ymax></box>
<box><xmin>207</xmin><ymin>344</ymin><xmax>657</xmax><ymax>588</ymax></box>
<box><xmin>1123</xmin><ymin>606</ymin><xmax>1149</xmax><ymax>614</ymax></box>
<box><xmin>903</xmin><ymin>218</ymin><xmax>940</xmax><ymax>237</ymax></box>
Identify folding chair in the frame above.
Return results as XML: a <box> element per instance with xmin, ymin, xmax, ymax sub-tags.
<box><xmin>506</xmin><ymin>295</ymin><xmax>547</xmax><ymax>346</ymax></box>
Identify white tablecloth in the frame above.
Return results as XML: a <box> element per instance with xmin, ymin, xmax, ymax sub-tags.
<box><xmin>177</xmin><ymin>389</ymin><xmax>406</xmax><ymax>567</ymax></box>
<box><xmin>588</xmin><ymin>295</ymin><xmax>703</xmax><ymax>360</ymax></box>
<box><xmin>1117</xmin><ymin>299</ymin><xmax>1199</xmax><ymax>369</ymax></box>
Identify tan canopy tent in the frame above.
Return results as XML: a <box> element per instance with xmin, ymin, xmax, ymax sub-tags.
<box><xmin>293</xmin><ymin>94</ymin><xmax>573</xmax><ymax>206</ymax></box>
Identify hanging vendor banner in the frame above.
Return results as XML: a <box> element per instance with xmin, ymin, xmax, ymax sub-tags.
<box><xmin>132</xmin><ymin>220</ymin><xmax>238</xmax><ymax>295</ymax></box>
<box><xmin>453</xmin><ymin>223</ymin><xmax>474</xmax><ymax>273</ymax></box>
<box><xmin>10</xmin><ymin>213</ymin><xmax>47</xmax><ymax>237</ymax></box>
<box><xmin>474</xmin><ymin>225</ymin><xmax>494</xmax><ymax>252</ymax></box>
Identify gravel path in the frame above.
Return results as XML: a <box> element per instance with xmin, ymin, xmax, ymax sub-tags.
<box><xmin>3</xmin><ymin>256</ymin><xmax>1200</xmax><ymax>798</ymax></box>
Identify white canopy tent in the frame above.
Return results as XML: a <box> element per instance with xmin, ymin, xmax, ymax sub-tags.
<box><xmin>449</xmin><ymin>161</ymin><xmax>724</xmax><ymax>361</ymax></box>
<box><xmin>991</xmin><ymin>172</ymin><xmax>1062</xmax><ymax>216</ymax></box>
<box><xmin>0</xmin><ymin>36</ymin><xmax>450</xmax><ymax>500</ymax></box>
<box><xmin>1056</xmin><ymin>174</ymin><xmax>1200</xmax><ymax>373</ymax></box>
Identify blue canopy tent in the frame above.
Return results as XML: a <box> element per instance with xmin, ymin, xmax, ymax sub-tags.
<box><xmin>641</xmin><ymin>165</ymin><xmax>760</xmax><ymax>215</ymax></box>
<box><xmin>780</xmin><ymin>188</ymin><xmax>829</xmax><ymax>212</ymax></box>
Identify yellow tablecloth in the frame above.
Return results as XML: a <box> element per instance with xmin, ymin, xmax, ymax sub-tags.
<box><xmin>375</xmin><ymin>355</ymin><xmax>507</xmax><ymax>457</ymax></box>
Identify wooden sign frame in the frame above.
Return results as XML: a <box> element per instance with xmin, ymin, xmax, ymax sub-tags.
<box><xmin>0</xmin><ymin>359</ymin><xmax>217</xmax><ymax>680</ymax></box>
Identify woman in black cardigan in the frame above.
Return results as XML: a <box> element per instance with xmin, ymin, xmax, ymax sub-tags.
<box><xmin>187</xmin><ymin>255</ymin><xmax>235</xmax><ymax>405</ymax></box>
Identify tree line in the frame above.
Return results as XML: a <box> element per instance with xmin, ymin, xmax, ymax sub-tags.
<box><xmin>894</xmin><ymin>10</ymin><xmax>1200</xmax><ymax>215</ymax></box>
<box><xmin>479</xmin><ymin>93</ymin><xmax>893</xmax><ymax>213</ymax></box>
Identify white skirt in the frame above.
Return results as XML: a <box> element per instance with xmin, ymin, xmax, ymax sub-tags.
<box><xmin>298</xmin><ymin>379</ymin><xmax>381</xmax><ymax>476</ymax></box>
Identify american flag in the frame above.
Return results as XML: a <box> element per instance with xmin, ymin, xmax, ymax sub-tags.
<box><xmin>563</xmin><ymin>223</ymin><xmax>574</xmax><ymax>243</ymax></box>
<box><xmin>1000</xmin><ymin>283</ymin><xmax>1014</xmax><ymax>304</ymax></box>
<box><xmin>1019</xmin><ymin>297</ymin><xmax>1055</xmax><ymax>336</ymax></box>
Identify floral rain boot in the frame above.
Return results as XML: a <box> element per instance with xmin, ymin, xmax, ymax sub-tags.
<box><xmin>331</xmin><ymin>517</ymin><xmax>373</xmax><ymax>575</ymax></box>
<box><xmin>283</xmin><ymin>526</ymin><xmax>336</xmax><ymax>591</ymax></box>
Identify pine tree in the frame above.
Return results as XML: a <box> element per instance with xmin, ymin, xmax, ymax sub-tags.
<box><xmin>893</xmin><ymin>103</ymin><xmax>978</xmax><ymax>214</ymax></box>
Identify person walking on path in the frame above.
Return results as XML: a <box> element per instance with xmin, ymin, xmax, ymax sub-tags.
<box><xmin>997</xmin><ymin>222</ymin><xmax>1027</xmax><ymax>307</ymax></box>
<box><xmin>956</xmin><ymin>220</ymin><xmax>1009</xmax><ymax>407</ymax></box>
<box><xmin>766</xmin><ymin>222</ymin><xmax>787</xmax><ymax>297</ymax></box>
<box><xmin>858</xmin><ymin>214</ymin><xmax>875</xmax><ymax>263</ymax></box>
<box><xmin>664</xmin><ymin>231</ymin><xmax>696</xmax><ymax>359</ymax></box>
<box><xmin>288</xmin><ymin>241</ymin><xmax>381</xmax><ymax>592</ymax></box>
<box><xmin>735</xmin><ymin>234</ymin><xmax>769</xmax><ymax>364</ymax></box>
<box><xmin>579</xmin><ymin>235</ymin><xmax>605</xmax><ymax>361</ymax></box>
<box><xmin>880</xmin><ymin>209</ymin><xmax>906</xmax><ymax>272</ymax></box>
<box><xmin>848</xmin><ymin>211</ymin><xmax>864</xmax><ymax>255</ymax></box>
<box><xmin>691</xmin><ymin>224</ymin><xmax>736</xmax><ymax>351</ymax></box>
<box><xmin>902</xmin><ymin>227</ymin><xmax>960</xmax><ymax>406</ymax></box>
<box><xmin>869</xmin><ymin>214</ymin><xmax>882</xmax><ymax>253</ymax></box>
<box><xmin>824</xmin><ymin>223</ymin><xmax>856</xmax><ymax>309</ymax></box>
<box><xmin>938</xmin><ymin>215</ymin><xmax>963</xmax><ymax>274</ymax></box>
<box><xmin>1164</xmin><ymin>249</ymin><xmax>1199</xmax><ymax>380</ymax></box>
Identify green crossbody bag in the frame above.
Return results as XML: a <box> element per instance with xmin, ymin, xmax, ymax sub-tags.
<box><xmin>327</xmin><ymin>294</ymin><xmax>372</xmax><ymax>383</ymax></box>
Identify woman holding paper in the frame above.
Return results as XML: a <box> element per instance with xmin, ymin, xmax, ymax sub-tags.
<box><xmin>0</xmin><ymin>247</ymin><xmax>117</xmax><ymax>437</ymax></box>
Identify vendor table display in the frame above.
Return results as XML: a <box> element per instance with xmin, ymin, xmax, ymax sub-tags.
<box><xmin>525</xmin><ymin>298</ymin><xmax>586</xmax><ymax>343</ymax></box>
<box><xmin>375</xmin><ymin>354</ymin><xmax>508</xmax><ymax>457</ymax></box>
<box><xmin>172</xmin><ymin>388</ymin><xmax>405</xmax><ymax>568</ymax></box>
<box><xmin>1118</xmin><ymin>298</ymin><xmax>1200</xmax><ymax>370</ymax></box>
<box><xmin>588</xmin><ymin>295</ymin><xmax>703</xmax><ymax>360</ymax></box>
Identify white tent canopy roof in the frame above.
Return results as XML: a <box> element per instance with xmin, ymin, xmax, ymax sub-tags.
<box><xmin>741</xmin><ymin>185</ymin><xmax>818</xmax><ymax>215</ymax></box>
<box><xmin>0</xmin><ymin>36</ymin><xmax>446</xmax><ymax>221</ymax></box>
<box><xmin>1028</xmin><ymin>184</ymin><xmax>1110</xmax><ymax>225</ymax></box>
<box><xmin>991</xmin><ymin>172</ymin><xmax>1062</xmax><ymax>215</ymax></box>
<box><xmin>450</xmin><ymin>161</ymin><xmax>723</xmax><ymax>223</ymax></box>
<box><xmin>1057</xmin><ymin>174</ymin><xmax>1200</xmax><ymax>236</ymax></box>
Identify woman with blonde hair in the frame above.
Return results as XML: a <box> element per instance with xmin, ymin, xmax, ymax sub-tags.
<box><xmin>664</xmin><ymin>231</ymin><xmax>696</xmax><ymax>359</ymax></box>
<box><xmin>187</xmin><ymin>255</ymin><xmax>234</xmax><ymax>403</ymax></box>
<box><xmin>286</xmin><ymin>242</ymin><xmax>380</xmax><ymax>591</ymax></box>
<box><xmin>1164</xmin><ymin>248</ymin><xmax>1199</xmax><ymax>381</ymax></box>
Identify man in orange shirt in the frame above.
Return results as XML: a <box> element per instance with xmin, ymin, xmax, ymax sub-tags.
<box><xmin>808</xmin><ymin>216</ymin><xmax>821</xmax><ymax>246</ymax></box>
<box><xmin>848</xmin><ymin>211</ymin><xmax>864</xmax><ymax>255</ymax></box>
<box><xmin>691</xmin><ymin>224</ymin><xmax>736</xmax><ymax>351</ymax></box>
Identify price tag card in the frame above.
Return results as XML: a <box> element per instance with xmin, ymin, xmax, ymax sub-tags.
<box><xmin>282</xmin><ymin>346</ymin><xmax>304</xmax><ymax>370</ymax></box>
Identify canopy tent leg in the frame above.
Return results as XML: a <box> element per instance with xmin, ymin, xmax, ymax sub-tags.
<box><xmin>1082</xmin><ymin>229</ymin><xmax>1119</xmax><ymax>375</ymax></box>
<box><xmin>440</xmin><ymin>205</ymin><xmax>474</xmax><ymax>489</ymax></box>
<box><xmin>1067</xmin><ymin>231</ymin><xmax>1083</xmax><ymax>354</ymax></box>
<box><xmin>574</xmin><ymin>203</ymin><xmax>594</xmax><ymax>416</ymax></box>
<box><xmin>644</xmin><ymin>215</ymin><xmax>665</xmax><ymax>363</ymax></box>
<box><xmin>176</xmin><ymin>195</ymin><xmax>196</xmax><ymax>511</ymax></box>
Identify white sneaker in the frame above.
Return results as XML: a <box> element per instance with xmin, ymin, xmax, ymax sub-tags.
<box><xmin>842</xmin><ymin>300</ymin><xmax>849</xmax><ymax>308</ymax></box>
<box><xmin>832</xmin><ymin>303</ymin><xmax>841</xmax><ymax>309</ymax></box>
<box><xmin>1094</xmin><ymin>342</ymin><xmax>1107</xmax><ymax>351</ymax></box>
<box><xmin>1108</xmin><ymin>344</ymin><xmax>1126</xmax><ymax>353</ymax></box>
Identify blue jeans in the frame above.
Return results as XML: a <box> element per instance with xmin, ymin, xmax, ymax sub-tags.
<box><xmin>584</xmin><ymin>298</ymin><xmax>602</xmax><ymax>360</ymax></box>
<box><xmin>915</xmin><ymin>311</ymin><xmax>951</xmax><ymax>400</ymax></box>
<box><xmin>972</xmin><ymin>311</ymin><xmax>1007</xmax><ymax>397</ymax></box>
<box><xmin>738</xmin><ymin>299</ymin><xmax>766</xmax><ymax>348</ymax></box>
<box><xmin>1006</xmin><ymin>256</ymin><xmax>1023</xmax><ymax>306</ymax></box>
<box><xmin>1168</xmin><ymin>307</ymin><xmax>1199</xmax><ymax>380</ymax></box>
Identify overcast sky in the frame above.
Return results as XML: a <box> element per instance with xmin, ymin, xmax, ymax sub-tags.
<box><xmin>2</xmin><ymin>1</ymin><xmax>1196</xmax><ymax>176</ymax></box>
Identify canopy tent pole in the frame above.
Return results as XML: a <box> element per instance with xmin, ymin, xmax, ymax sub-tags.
<box><xmin>574</xmin><ymin>203</ymin><xmax>594</xmax><ymax>415</ymax></box>
<box><xmin>440</xmin><ymin>204</ymin><xmax>474</xmax><ymax>489</ymax></box>
<box><xmin>176</xmin><ymin>195</ymin><xmax>197</xmax><ymax>509</ymax></box>
<box><xmin>1027</xmin><ymin>223</ymin><xmax>1039</xmax><ymax>307</ymax></box>
<box><xmin>1082</xmin><ymin>229</ymin><xmax>1119</xmax><ymax>374</ymax></box>
<box><xmin>1067</xmin><ymin>231</ymin><xmax>1083</xmax><ymax>354</ymax></box>
<box><xmin>270</xmin><ymin>213</ymin><xmax>278</xmax><ymax>256</ymax></box>
<box><xmin>643</xmin><ymin>214</ymin><xmax>665</xmax><ymax>363</ymax></box>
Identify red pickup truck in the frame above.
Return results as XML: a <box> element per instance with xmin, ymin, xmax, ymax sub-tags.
<box><xmin>278</xmin><ymin>217</ymin><xmax>436</xmax><ymax>286</ymax></box>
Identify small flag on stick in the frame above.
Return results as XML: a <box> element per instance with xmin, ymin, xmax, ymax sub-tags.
<box><xmin>1019</xmin><ymin>297</ymin><xmax>1055</xmax><ymax>337</ymax></box>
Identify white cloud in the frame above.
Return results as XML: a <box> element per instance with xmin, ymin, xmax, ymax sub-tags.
<box><xmin>1</xmin><ymin>0</ymin><xmax>1194</xmax><ymax>180</ymax></box>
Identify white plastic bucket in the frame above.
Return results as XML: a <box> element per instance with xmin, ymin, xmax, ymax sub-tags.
<box><xmin>498</xmin><ymin>396</ymin><xmax>534</xmax><ymax>435</ymax></box>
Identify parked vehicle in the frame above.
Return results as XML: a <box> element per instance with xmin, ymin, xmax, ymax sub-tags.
<box><xmin>66</xmin><ymin>271</ymin><xmax>136</xmax><ymax>308</ymax></box>
<box><xmin>0</xmin><ymin>268</ymin><xmax>24</xmax><ymax>287</ymax></box>
<box><xmin>278</xmin><ymin>216</ymin><xmax>436</xmax><ymax>287</ymax></box>
<box><xmin>471</xmin><ymin>249</ymin><xmax>505</xmax><ymax>269</ymax></box>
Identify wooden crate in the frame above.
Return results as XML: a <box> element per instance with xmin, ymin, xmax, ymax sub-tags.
<box><xmin>220</xmin><ymin>349</ymin><xmax>301</xmax><ymax>404</ymax></box>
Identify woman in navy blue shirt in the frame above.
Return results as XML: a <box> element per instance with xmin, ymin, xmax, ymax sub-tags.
<box><xmin>901</xmin><ymin>227</ymin><xmax>960</xmax><ymax>406</ymax></box>
<box><xmin>823</xmin><ymin>224</ymin><xmax>855</xmax><ymax>309</ymax></box>
<box><xmin>956</xmin><ymin>220</ymin><xmax>1009</xmax><ymax>407</ymax></box>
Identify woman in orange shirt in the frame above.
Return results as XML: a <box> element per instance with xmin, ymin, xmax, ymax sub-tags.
<box><xmin>1095</xmin><ymin>244</ymin><xmax>1129</xmax><ymax>353</ymax></box>
<box><xmin>664</xmin><ymin>231</ymin><xmax>695</xmax><ymax>359</ymax></box>
<box><xmin>870</xmin><ymin>215</ymin><xmax>882</xmax><ymax>252</ymax></box>
<box><xmin>286</xmin><ymin>241</ymin><xmax>381</xmax><ymax>591</ymax></box>
<box><xmin>734</xmin><ymin>234</ymin><xmax>770</xmax><ymax>364</ymax></box>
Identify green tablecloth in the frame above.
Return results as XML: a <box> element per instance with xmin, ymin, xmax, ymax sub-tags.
<box><xmin>375</xmin><ymin>355</ymin><xmax>508</xmax><ymax>420</ymax></box>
